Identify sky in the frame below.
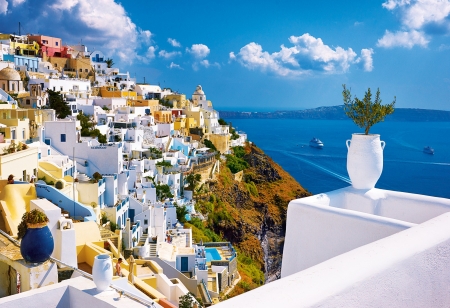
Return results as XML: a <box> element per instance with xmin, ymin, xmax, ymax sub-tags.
<box><xmin>1</xmin><ymin>0</ymin><xmax>450</xmax><ymax>111</ymax></box>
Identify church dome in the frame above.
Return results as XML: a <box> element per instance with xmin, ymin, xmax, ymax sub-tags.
<box><xmin>194</xmin><ymin>85</ymin><xmax>204</xmax><ymax>95</ymax></box>
<box><xmin>0</xmin><ymin>66</ymin><xmax>21</xmax><ymax>81</ymax></box>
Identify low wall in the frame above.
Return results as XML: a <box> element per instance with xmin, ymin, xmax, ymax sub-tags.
<box><xmin>281</xmin><ymin>197</ymin><xmax>415</xmax><ymax>277</ymax></box>
<box><xmin>147</xmin><ymin>257</ymin><xmax>198</xmax><ymax>296</ymax></box>
<box><xmin>216</xmin><ymin>212</ymin><xmax>450</xmax><ymax>308</ymax></box>
<box><xmin>327</xmin><ymin>187</ymin><xmax>450</xmax><ymax>224</ymax></box>
<box><xmin>35</xmin><ymin>183</ymin><xmax>95</xmax><ymax>221</ymax></box>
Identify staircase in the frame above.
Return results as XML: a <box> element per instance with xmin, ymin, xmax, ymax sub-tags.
<box><xmin>76</xmin><ymin>173</ymin><xmax>90</xmax><ymax>182</ymax></box>
<box><xmin>138</xmin><ymin>233</ymin><xmax>148</xmax><ymax>246</ymax></box>
<box><xmin>165</xmin><ymin>136</ymin><xmax>173</xmax><ymax>152</ymax></box>
<box><xmin>198</xmin><ymin>281</ymin><xmax>212</xmax><ymax>306</ymax></box>
<box><xmin>149</xmin><ymin>242</ymin><xmax>157</xmax><ymax>257</ymax></box>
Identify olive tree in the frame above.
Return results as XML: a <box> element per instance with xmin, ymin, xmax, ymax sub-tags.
<box><xmin>342</xmin><ymin>84</ymin><xmax>396</xmax><ymax>135</ymax></box>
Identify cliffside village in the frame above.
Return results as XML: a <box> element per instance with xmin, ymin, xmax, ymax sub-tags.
<box><xmin>0</xmin><ymin>32</ymin><xmax>248</xmax><ymax>307</ymax></box>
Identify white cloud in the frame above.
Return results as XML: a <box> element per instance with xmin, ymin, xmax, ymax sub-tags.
<box><xmin>198</xmin><ymin>59</ymin><xmax>220</xmax><ymax>69</ymax></box>
<box><xmin>140</xmin><ymin>30</ymin><xmax>153</xmax><ymax>45</ymax></box>
<box><xmin>159</xmin><ymin>50</ymin><xmax>181</xmax><ymax>59</ymax></box>
<box><xmin>232</xmin><ymin>34</ymin><xmax>368</xmax><ymax>77</ymax></box>
<box><xmin>438</xmin><ymin>44</ymin><xmax>450</xmax><ymax>51</ymax></box>
<box><xmin>200</xmin><ymin>59</ymin><xmax>210</xmax><ymax>68</ymax></box>
<box><xmin>382</xmin><ymin>0</ymin><xmax>411</xmax><ymax>10</ymax></box>
<box><xmin>360</xmin><ymin>48</ymin><xmax>374</xmax><ymax>72</ymax></box>
<box><xmin>354</xmin><ymin>21</ymin><xmax>364</xmax><ymax>26</ymax></box>
<box><xmin>0</xmin><ymin>0</ymin><xmax>7</xmax><ymax>14</ymax></box>
<box><xmin>380</xmin><ymin>0</ymin><xmax>450</xmax><ymax>48</ymax></box>
<box><xmin>169</xmin><ymin>62</ymin><xmax>182</xmax><ymax>69</ymax></box>
<box><xmin>146</xmin><ymin>46</ymin><xmax>157</xmax><ymax>59</ymax></box>
<box><xmin>168</xmin><ymin>38</ymin><xmax>181</xmax><ymax>47</ymax></box>
<box><xmin>11</xmin><ymin>0</ymin><xmax>26</xmax><ymax>6</ymax></box>
<box><xmin>377</xmin><ymin>30</ymin><xmax>429</xmax><ymax>48</ymax></box>
<box><xmin>186</xmin><ymin>44</ymin><xmax>210</xmax><ymax>58</ymax></box>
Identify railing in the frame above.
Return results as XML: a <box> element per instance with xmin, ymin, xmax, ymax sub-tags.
<box><xmin>25</xmin><ymin>137</ymin><xmax>40</xmax><ymax>144</ymax></box>
<box><xmin>132</xmin><ymin>221</ymin><xmax>140</xmax><ymax>234</ymax></box>
<box><xmin>201</xmin><ymin>280</ymin><xmax>213</xmax><ymax>304</ymax></box>
<box><xmin>0</xmin><ymin>229</ymin><xmax>157</xmax><ymax>307</ymax></box>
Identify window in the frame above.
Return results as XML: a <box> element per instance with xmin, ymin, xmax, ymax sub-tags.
<box><xmin>60</xmin><ymin>134</ymin><xmax>66</xmax><ymax>142</ymax></box>
<box><xmin>79</xmin><ymin>68</ymin><xmax>82</xmax><ymax>72</ymax></box>
<box><xmin>144</xmin><ymin>219</ymin><xmax>148</xmax><ymax>225</ymax></box>
<box><xmin>60</xmin><ymin>86</ymin><xmax>63</xmax><ymax>91</ymax></box>
<box><xmin>53</xmin><ymin>87</ymin><xmax>56</xmax><ymax>91</ymax></box>
<box><xmin>22</xmin><ymin>129</ymin><xmax>25</xmax><ymax>139</ymax></box>
<box><xmin>23</xmin><ymin>170</ymin><xmax>26</xmax><ymax>182</ymax></box>
<box><xmin>42</xmin><ymin>40</ymin><xmax>48</xmax><ymax>44</ymax></box>
<box><xmin>55</xmin><ymin>41</ymin><xmax>59</xmax><ymax>46</ymax></box>
<box><xmin>85</xmin><ymin>69</ymin><xmax>88</xmax><ymax>72</ymax></box>
<box><xmin>26</xmin><ymin>99</ymin><xmax>30</xmax><ymax>105</ymax></box>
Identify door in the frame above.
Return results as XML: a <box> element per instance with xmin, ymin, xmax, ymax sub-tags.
<box><xmin>180</xmin><ymin>257</ymin><xmax>188</xmax><ymax>272</ymax></box>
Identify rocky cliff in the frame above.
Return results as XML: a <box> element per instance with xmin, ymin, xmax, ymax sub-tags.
<box><xmin>194</xmin><ymin>143</ymin><xmax>310</xmax><ymax>286</ymax></box>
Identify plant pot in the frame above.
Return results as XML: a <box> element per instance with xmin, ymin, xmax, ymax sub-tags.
<box><xmin>346</xmin><ymin>133</ymin><xmax>385</xmax><ymax>189</ymax></box>
<box><xmin>20</xmin><ymin>223</ymin><xmax>54</xmax><ymax>263</ymax></box>
<box><xmin>92</xmin><ymin>254</ymin><xmax>113</xmax><ymax>292</ymax></box>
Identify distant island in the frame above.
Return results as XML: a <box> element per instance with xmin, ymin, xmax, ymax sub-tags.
<box><xmin>219</xmin><ymin>105</ymin><xmax>450</xmax><ymax>122</ymax></box>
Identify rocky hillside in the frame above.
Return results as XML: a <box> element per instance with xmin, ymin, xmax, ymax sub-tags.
<box><xmin>189</xmin><ymin>143</ymin><xmax>310</xmax><ymax>293</ymax></box>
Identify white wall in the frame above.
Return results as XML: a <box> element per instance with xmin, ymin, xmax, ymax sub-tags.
<box><xmin>215</xmin><ymin>212</ymin><xmax>450</xmax><ymax>308</ymax></box>
<box><xmin>281</xmin><ymin>192</ymin><xmax>416</xmax><ymax>277</ymax></box>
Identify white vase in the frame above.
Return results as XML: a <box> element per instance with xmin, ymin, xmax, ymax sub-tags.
<box><xmin>346</xmin><ymin>134</ymin><xmax>385</xmax><ymax>190</ymax></box>
<box><xmin>92</xmin><ymin>254</ymin><xmax>113</xmax><ymax>292</ymax></box>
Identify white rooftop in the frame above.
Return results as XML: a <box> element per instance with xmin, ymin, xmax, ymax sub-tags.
<box><xmin>0</xmin><ymin>276</ymin><xmax>161</xmax><ymax>308</ymax></box>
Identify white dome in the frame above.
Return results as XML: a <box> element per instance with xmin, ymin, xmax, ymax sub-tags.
<box><xmin>194</xmin><ymin>85</ymin><xmax>204</xmax><ymax>95</ymax></box>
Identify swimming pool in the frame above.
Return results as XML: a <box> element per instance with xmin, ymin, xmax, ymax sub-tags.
<box><xmin>205</xmin><ymin>248</ymin><xmax>221</xmax><ymax>262</ymax></box>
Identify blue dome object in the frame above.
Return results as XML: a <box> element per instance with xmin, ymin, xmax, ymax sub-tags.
<box><xmin>20</xmin><ymin>225</ymin><xmax>54</xmax><ymax>263</ymax></box>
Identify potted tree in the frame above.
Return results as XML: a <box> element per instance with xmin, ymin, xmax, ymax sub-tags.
<box><xmin>18</xmin><ymin>209</ymin><xmax>54</xmax><ymax>263</ymax></box>
<box><xmin>342</xmin><ymin>85</ymin><xmax>395</xmax><ymax>189</ymax></box>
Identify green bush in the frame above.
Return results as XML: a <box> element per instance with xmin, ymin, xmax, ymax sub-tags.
<box><xmin>245</xmin><ymin>181</ymin><xmax>258</xmax><ymax>197</ymax></box>
<box><xmin>203</xmin><ymin>139</ymin><xmax>217</xmax><ymax>152</ymax></box>
<box><xmin>232</xmin><ymin>146</ymin><xmax>246</xmax><ymax>158</ymax></box>
<box><xmin>226</xmin><ymin>155</ymin><xmax>249</xmax><ymax>173</ymax></box>
<box><xmin>110</xmin><ymin>221</ymin><xmax>117</xmax><ymax>232</ymax></box>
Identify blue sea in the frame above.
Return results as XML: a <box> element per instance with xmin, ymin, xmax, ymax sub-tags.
<box><xmin>228</xmin><ymin>119</ymin><xmax>450</xmax><ymax>199</ymax></box>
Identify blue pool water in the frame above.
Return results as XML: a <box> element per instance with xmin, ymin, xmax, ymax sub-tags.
<box><xmin>205</xmin><ymin>248</ymin><xmax>221</xmax><ymax>262</ymax></box>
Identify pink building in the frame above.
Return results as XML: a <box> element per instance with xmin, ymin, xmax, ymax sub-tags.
<box><xmin>28</xmin><ymin>35</ymin><xmax>65</xmax><ymax>57</ymax></box>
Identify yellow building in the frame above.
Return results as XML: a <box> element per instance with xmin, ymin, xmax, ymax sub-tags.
<box><xmin>0</xmin><ymin>34</ymin><xmax>39</xmax><ymax>57</ymax></box>
<box><xmin>0</xmin><ymin>104</ymin><xmax>50</xmax><ymax>142</ymax></box>
<box><xmin>99</xmin><ymin>86</ymin><xmax>137</xmax><ymax>99</ymax></box>
<box><xmin>44</xmin><ymin>56</ymin><xmax>94</xmax><ymax>79</ymax></box>
<box><xmin>174</xmin><ymin>116</ymin><xmax>198</xmax><ymax>136</ymax></box>
<box><xmin>153</xmin><ymin>110</ymin><xmax>172</xmax><ymax>123</ymax></box>
<box><xmin>127</xmin><ymin>99</ymin><xmax>159</xmax><ymax>114</ymax></box>
<box><xmin>164</xmin><ymin>94</ymin><xmax>187</xmax><ymax>108</ymax></box>
<box><xmin>207</xmin><ymin>133</ymin><xmax>230</xmax><ymax>154</ymax></box>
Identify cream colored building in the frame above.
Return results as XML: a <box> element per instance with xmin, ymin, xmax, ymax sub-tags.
<box><xmin>0</xmin><ymin>145</ymin><xmax>38</xmax><ymax>181</ymax></box>
<box><xmin>0</xmin><ymin>66</ymin><xmax>24</xmax><ymax>94</ymax></box>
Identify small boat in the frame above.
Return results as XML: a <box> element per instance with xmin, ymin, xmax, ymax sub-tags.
<box><xmin>423</xmin><ymin>146</ymin><xmax>434</xmax><ymax>155</ymax></box>
<box><xmin>309</xmin><ymin>138</ymin><xmax>324</xmax><ymax>148</ymax></box>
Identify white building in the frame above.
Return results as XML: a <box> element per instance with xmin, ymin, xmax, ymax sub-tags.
<box><xmin>28</xmin><ymin>77</ymin><xmax>91</xmax><ymax>99</ymax></box>
<box><xmin>135</xmin><ymin>84</ymin><xmax>172</xmax><ymax>100</ymax></box>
